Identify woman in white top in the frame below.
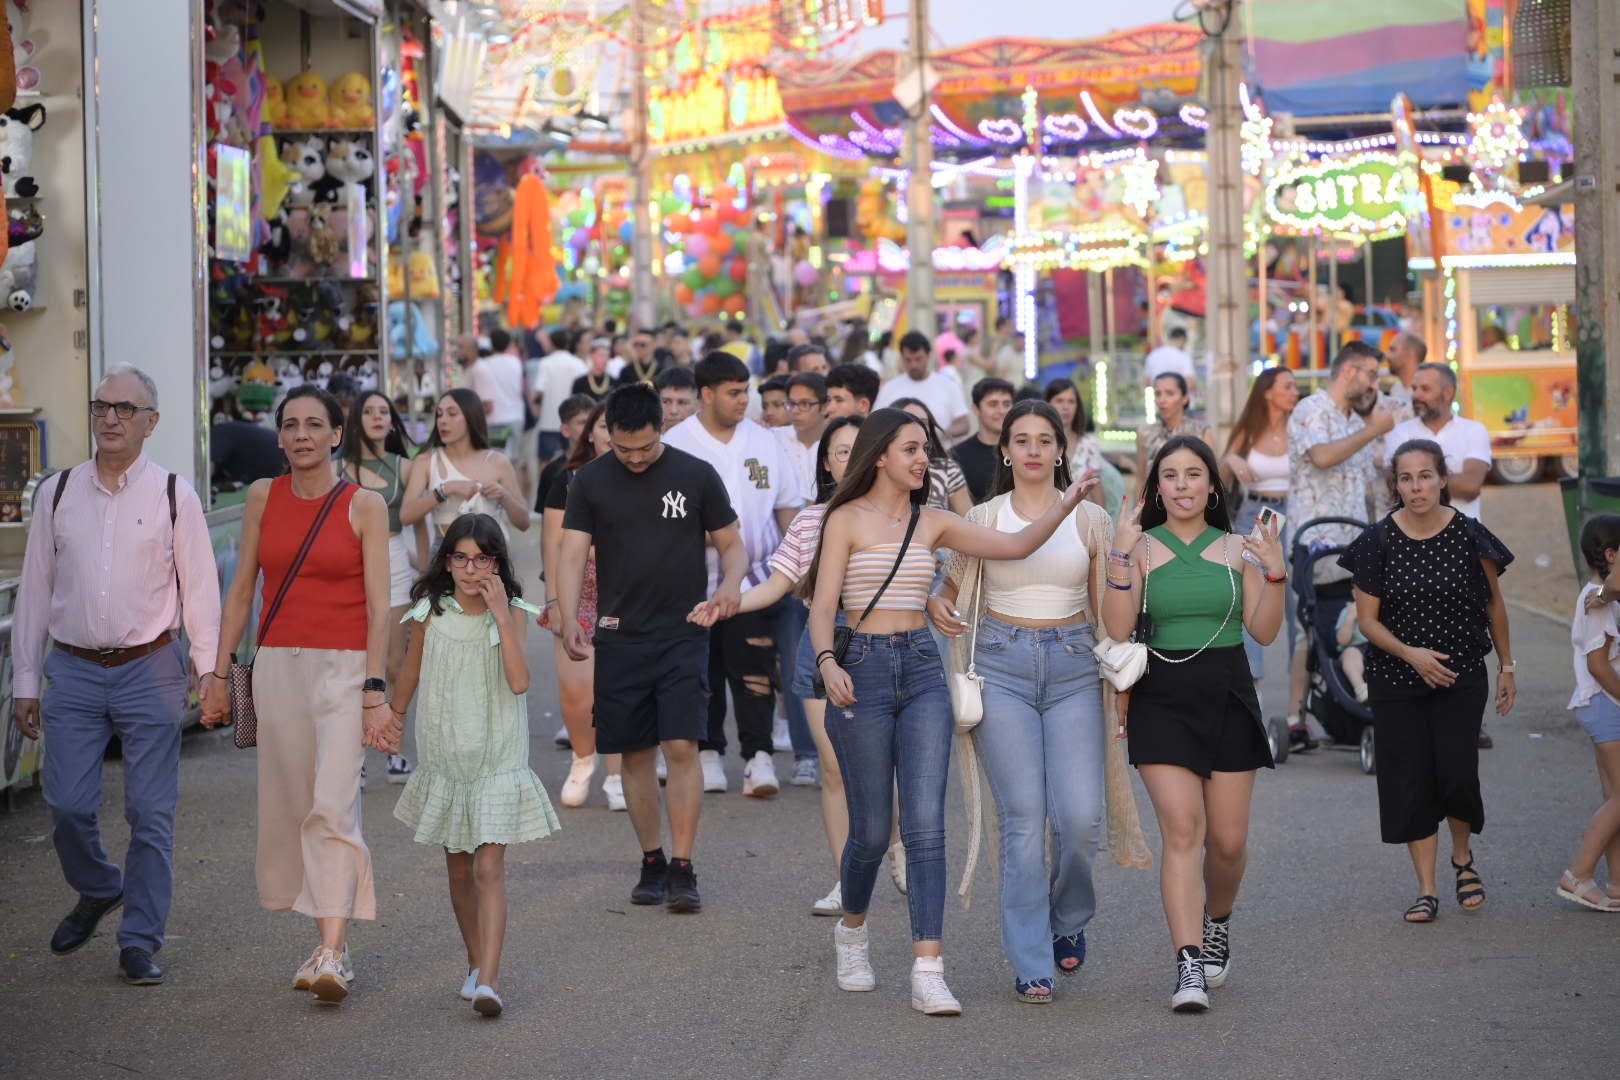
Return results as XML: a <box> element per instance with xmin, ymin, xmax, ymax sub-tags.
<box><xmin>930</xmin><ymin>400</ymin><xmax>1117</xmax><ymax>1004</ymax></box>
<box><xmin>401</xmin><ymin>388</ymin><xmax>532</xmax><ymax>541</ymax></box>
<box><xmin>1219</xmin><ymin>367</ymin><xmax>1299</xmax><ymax>681</ymax></box>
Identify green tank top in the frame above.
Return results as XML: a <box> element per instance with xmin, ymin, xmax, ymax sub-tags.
<box><xmin>358</xmin><ymin>453</ymin><xmax>407</xmax><ymax>534</ymax></box>
<box><xmin>1143</xmin><ymin>525</ymin><xmax>1244</xmax><ymax>651</ymax></box>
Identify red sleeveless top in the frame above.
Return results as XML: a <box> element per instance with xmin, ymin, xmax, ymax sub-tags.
<box><xmin>257</xmin><ymin>475</ymin><xmax>368</xmax><ymax>650</ymax></box>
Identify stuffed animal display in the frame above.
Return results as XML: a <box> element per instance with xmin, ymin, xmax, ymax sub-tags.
<box><xmin>6</xmin><ymin>2</ymin><xmax>38</xmax><ymax>94</ymax></box>
<box><xmin>329</xmin><ymin>72</ymin><xmax>374</xmax><ymax>128</ymax></box>
<box><xmin>0</xmin><ymin>236</ymin><xmax>37</xmax><ymax>310</ymax></box>
<box><xmin>263</xmin><ymin>74</ymin><xmax>286</xmax><ymax>129</ymax></box>
<box><xmin>388</xmin><ymin>299</ymin><xmax>436</xmax><ymax>359</ymax></box>
<box><xmin>0</xmin><ymin>102</ymin><xmax>44</xmax><ymax>197</ymax></box>
<box><xmin>282</xmin><ymin>70</ymin><xmax>331</xmax><ymax>129</ymax></box>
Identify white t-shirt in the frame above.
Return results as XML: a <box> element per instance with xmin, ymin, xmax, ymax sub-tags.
<box><xmin>875</xmin><ymin>369</ymin><xmax>969</xmax><ymax>432</ymax></box>
<box><xmin>481</xmin><ymin>352</ymin><xmax>526</xmax><ymax>427</ymax></box>
<box><xmin>1570</xmin><ymin>584</ymin><xmax>1620</xmax><ymax>710</ymax></box>
<box><xmin>533</xmin><ymin>350</ymin><xmax>587</xmax><ymax>432</ymax></box>
<box><xmin>1384</xmin><ymin>414</ymin><xmax>1493</xmax><ymax>520</ymax></box>
<box><xmin>664</xmin><ymin>414</ymin><xmax>803</xmax><ymax>590</ymax></box>
<box><xmin>775</xmin><ymin>425</ymin><xmax>818</xmax><ymax>500</ymax></box>
<box><xmin>1144</xmin><ymin>345</ymin><xmax>1195</xmax><ymax>383</ymax></box>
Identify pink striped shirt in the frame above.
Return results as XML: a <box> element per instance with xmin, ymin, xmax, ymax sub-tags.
<box><xmin>769</xmin><ymin>502</ymin><xmax>828</xmax><ymax>584</ymax></box>
<box><xmin>13</xmin><ymin>455</ymin><xmax>221</xmax><ymax>697</ymax></box>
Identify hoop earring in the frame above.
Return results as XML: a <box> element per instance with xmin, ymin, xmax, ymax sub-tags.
<box><xmin>1209</xmin><ymin>490</ymin><xmax>1220</xmax><ymax>508</ymax></box>
<box><xmin>1154</xmin><ymin>492</ymin><xmax>1163</xmax><ymax>509</ymax></box>
<box><xmin>1003</xmin><ymin>457</ymin><xmax>1012</xmax><ymax>466</ymax></box>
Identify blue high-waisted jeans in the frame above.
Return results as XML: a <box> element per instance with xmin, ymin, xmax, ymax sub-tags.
<box><xmin>824</xmin><ymin>627</ymin><xmax>952</xmax><ymax>941</ymax></box>
<box><xmin>971</xmin><ymin>616</ymin><xmax>1105</xmax><ymax>981</ymax></box>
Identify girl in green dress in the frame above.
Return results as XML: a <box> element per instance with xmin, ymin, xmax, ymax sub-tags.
<box><xmin>390</xmin><ymin>513</ymin><xmax>559</xmax><ymax>1018</ymax></box>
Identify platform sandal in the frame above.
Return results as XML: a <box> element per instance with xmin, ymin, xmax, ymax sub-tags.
<box><xmin>1451</xmin><ymin>856</ymin><xmax>1485</xmax><ymax>910</ymax></box>
<box><xmin>1015</xmin><ymin>977</ymin><xmax>1054</xmax><ymax>1003</ymax></box>
<box><xmin>1403</xmin><ymin>895</ymin><xmax>1439</xmax><ymax>923</ymax></box>
<box><xmin>1053</xmin><ymin>931</ymin><xmax>1086</xmax><ymax>976</ymax></box>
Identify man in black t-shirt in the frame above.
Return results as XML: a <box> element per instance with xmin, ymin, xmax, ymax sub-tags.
<box><xmin>951</xmin><ymin>377</ymin><xmax>1014</xmax><ymax>502</ymax></box>
<box><xmin>558</xmin><ymin>384</ymin><xmax>745</xmax><ymax>914</ymax></box>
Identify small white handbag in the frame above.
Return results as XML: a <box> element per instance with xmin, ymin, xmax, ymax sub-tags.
<box><xmin>949</xmin><ymin>558</ymin><xmax>985</xmax><ymax>733</ymax></box>
<box><xmin>1092</xmin><ymin>522</ymin><xmax>1151</xmax><ymax>692</ymax></box>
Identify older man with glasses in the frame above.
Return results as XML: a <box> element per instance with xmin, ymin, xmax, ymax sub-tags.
<box><xmin>12</xmin><ymin>365</ymin><xmax>222</xmax><ymax>986</ymax></box>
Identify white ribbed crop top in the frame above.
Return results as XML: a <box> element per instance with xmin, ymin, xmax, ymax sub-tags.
<box><xmin>980</xmin><ymin>502</ymin><xmax>1090</xmax><ymax>619</ymax></box>
<box><xmin>1246</xmin><ymin>448</ymin><xmax>1289</xmax><ymax>496</ymax></box>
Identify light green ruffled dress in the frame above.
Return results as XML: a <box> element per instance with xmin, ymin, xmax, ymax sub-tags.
<box><xmin>393</xmin><ymin>595</ymin><xmax>561</xmax><ymax>853</ymax></box>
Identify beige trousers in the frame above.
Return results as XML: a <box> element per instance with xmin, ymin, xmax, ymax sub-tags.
<box><xmin>254</xmin><ymin>647</ymin><xmax>376</xmax><ymax>920</ymax></box>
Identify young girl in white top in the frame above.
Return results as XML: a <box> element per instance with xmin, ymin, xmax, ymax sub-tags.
<box><xmin>931</xmin><ymin>400</ymin><xmax>1118</xmax><ymax>1003</ymax></box>
<box><xmin>1559</xmin><ymin>514</ymin><xmax>1620</xmax><ymax>911</ymax></box>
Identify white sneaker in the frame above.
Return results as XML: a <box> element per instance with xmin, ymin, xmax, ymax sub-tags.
<box><xmin>560</xmin><ymin>753</ymin><xmax>597</xmax><ymax>808</ymax></box>
<box><xmin>889</xmin><ymin>841</ymin><xmax>908</xmax><ymax>895</ymax></box>
<box><xmin>742</xmin><ymin>751</ymin><xmax>779</xmax><ymax>798</ymax></box>
<box><xmin>472</xmin><ymin>984</ymin><xmax>503</xmax><ymax>1017</ymax></box>
<box><xmin>310</xmin><ymin>947</ymin><xmax>354</xmax><ymax>1004</ymax></box>
<box><xmin>656</xmin><ymin>748</ymin><xmax>668</xmax><ymax>783</ymax></box>
<box><xmin>292</xmin><ymin>945</ymin><xmax>323</xmax><ymax>991</ymax></box>
<box><xmin>812</xmin><ymin>882</ymin><xmax>843</xmax><ymax>916</ymax></box>
<box><xmin>772</xmin><ymin>713</ymin><xmax>793</xmax><ymax>752</ymax></box>
<box><xmin>699</xmin><ymin>750</ymin><xmax>727</xmax><ymax>793</ymax></box>
<box><xmin>1171</xmin><ymin>948</ymin><xmax>1210</xmax><ymax>1013</ymax></box>
<box><xmin>910</xmin><ymin>956</ymin><xmax>961</xmax><ymax>1015</ymax></box>
<box><xmin>459</xmin><ymin>966</ymin><xmax>481</xmax><ymax>1000</ymax></box>
<box><xmin>833</xmin><ymin>920</ymin><xmax>876</xmax><ymax>991</ymax></box>
<box><xmin>553</xmin><ymin>726</ymin><xmax>571</xmax><ymax>749</ymax></box>
<box><xmin>791</xmin><ymin>758</ymin><xmax>819</xmax><ymax>787</ymax></box>
<box><xmin>603</xmin><ymin>773</ymin><xmax>627</xmax><ymax>811</ymax></box>
<box><xmin>386</xmin><ymin>754</ymin><xmax>413</xmax><ymax>784</ymax></box>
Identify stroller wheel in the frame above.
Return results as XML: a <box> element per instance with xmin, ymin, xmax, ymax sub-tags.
<box><xmin>1268</xmin><ymin>717</ymin><xmax>1289</xmax><ymax>765</ymax></box>
<box><xmin>1359</xmin><ymin>727</ymin><xmax>1376</xmax><ymax>775</ymax></box>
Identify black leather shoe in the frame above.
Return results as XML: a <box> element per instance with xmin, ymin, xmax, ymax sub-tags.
<box><xmin>667</xmin><ymin>863</ymin><xmax>702</xmax><ymax>914</ymax></box>
<box><xmin>119</xmin><ymin>947</ymin><xmax>163</xmax><ymax>985</ymax></box>
<box><xmin>630</xmin><ymin>858</ymin><xmax>668</xmax><ymax>905</ymax></box>
<box><xmin>50</xmin><ymin>893</ymin><xmax>123</xmax><ymax>954</ymax></box>
<box><xmin>1477</xmin><ymin>728</ymin><xmax>1494</xmax><ymax>750</ymax></box>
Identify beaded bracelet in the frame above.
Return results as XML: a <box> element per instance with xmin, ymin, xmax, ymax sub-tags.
<box><xmin>1108</xmin><ymin>549</ymin><xmax>1133</xmax><ymax>561</ymax></box>
<box><xmin>1105</xmin><ymin>579</ymin><xmax>1134</xmax><ymax>591</ymax></box>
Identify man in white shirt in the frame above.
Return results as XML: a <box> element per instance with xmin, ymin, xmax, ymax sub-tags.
<box><xmin>776</xmin><ymin>372</ymin><xmax>827</xmax><ymax>498</ymax></box>
<box><xmin>1144</xmin><ymin>327</ymin><xmax>1196</xmax><ymax>384</ymax></box>
<box><xmin>874</xmin><ymin>330</ymin><xmax>969</xmax><ymax>437</ymax></box>
<box><xmin>664</xmin><ymin>352</ymin><xmax>802</xmax><ymax>798</ymax></box>
<box><xmin>1384</xmin><ymin>361</ymin><xmax>1492</xmax><ymax>519</ymax></box>
<box><xmin>480</xmin><ymin>328</ymin><xmax>528</xmax><ymax>465</ymax></box>
<box><xmin>532</xmin><ymin>327</ymin><xmax>587</xmax><ymax>461</ymax></box>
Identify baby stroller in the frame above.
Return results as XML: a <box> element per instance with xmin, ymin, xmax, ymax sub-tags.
<box><xmin>1286</xmin><ymin>517</ymin><xmax>1376</xmax><ymax>775</ymax></box>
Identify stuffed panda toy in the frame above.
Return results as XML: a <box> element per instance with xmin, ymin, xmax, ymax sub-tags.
<box><xmin>0</xmin><ymin>102</ymin><xmax>45</xmax><ymax>198</ymax></box>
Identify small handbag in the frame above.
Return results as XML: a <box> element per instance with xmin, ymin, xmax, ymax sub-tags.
<box><xmin>1092</xmin><ymin>538</ymin><xmax>1151</xmax><ymax>692</ymax></box>
<box><xmin>949</xmin><ymin>555</ymin><xmax>984</xmax><ymax>734</ymax></box>
<box><xmin>230</xmin><ymin>481</ymin><xmax>350</xmax><ymax>749</ymax></box>
<box><xmin>814</xmin><ymin>503</ymin><xmax>921</xmax><ymax>696</ymax></box>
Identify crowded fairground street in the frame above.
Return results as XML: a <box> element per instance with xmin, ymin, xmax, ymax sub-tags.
<box><xmin>2</xmin><ymin>0</ymin><xmax>1619</xmax><ymax>1077</ymax></box>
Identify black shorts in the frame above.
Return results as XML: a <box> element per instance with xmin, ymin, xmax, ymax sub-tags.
<box><xmin>592</xmin><ymin>632</ymin><xmax>710</xmax><ymax>754</ymax></box>
<box><xmin>1127</xmin><ymin>644</ymin><xmax>1274</xmax><ymax>777</ymax></box>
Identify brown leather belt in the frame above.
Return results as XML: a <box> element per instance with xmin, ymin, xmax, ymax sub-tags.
<box><xmin>54</xmin><ymin>630</ymin><xmax>175</xmax><ymax>668</ymax></box>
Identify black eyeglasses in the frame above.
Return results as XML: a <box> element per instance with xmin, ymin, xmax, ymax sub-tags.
<box><xmin>449</xmin><ymin>553</ymin><xmax>496</xmax><ymax>569</ymax></box>
<box><xmin>90</xmin><ymin>400</ymin><xmax>155</xmax><ymax>419</ymax></box>
<box><xmin>786</xmin><ymin>399</ymin><xmax>825</xmax><ymax>411</ymax></box>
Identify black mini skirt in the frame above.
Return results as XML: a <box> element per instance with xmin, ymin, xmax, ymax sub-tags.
<box><xmin>1127</xmin><ymin>644</ymin><xmax>1274</xmax><ymax>777</ymax></box>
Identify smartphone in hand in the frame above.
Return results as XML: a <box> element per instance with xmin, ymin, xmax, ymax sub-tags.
<box><xmin>1240</xmin><ymin>505</ymin><xmax>1286</xmax><ymax>568</ymax></box>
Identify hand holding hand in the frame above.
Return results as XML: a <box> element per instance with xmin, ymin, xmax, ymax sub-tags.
<box><xmin>1403</xmin><ymin>647</ymin><xmax>1456</xmax><ymax>689</ymax></box>
<box><xmin>563</xmin><ymin>621</ymin><xmax>592</xmax><ymax>662</ymax></box>
<box><xmin>927</xmin><ymin>594</ymin><xmax>966</xmax><ymax>637</ymax></box>
<box><xmin>199</xmin><ymin>676</ymin><xmax>230</xmax><ymax>729</ymax></box>
<box><xmin>709</xmin><ymin>582</ymin><xmax>742</xmax><ymax>622</ymax></box>
<box><xmin>687</xmin><ymin>601</ymin><xmax>721</xmax><ymax>628</ymax></box>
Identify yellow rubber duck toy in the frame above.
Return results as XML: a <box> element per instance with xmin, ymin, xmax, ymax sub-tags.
<box><xmin>283</xmin><ymin>70</ymin><xmax>331</xmax><ymax>130</ymax></box>
<box><xmin>328</xmin><ymin>72</ymin><xmax>374</xmax><ymax>129</ymax></box>
<box><xmin>263</xmin><ymin>74</ymin><xmax>287</xmax><ymax>129</ymax></box>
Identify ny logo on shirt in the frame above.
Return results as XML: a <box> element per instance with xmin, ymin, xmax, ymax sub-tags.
<box><xmin>745</xmin><ymin>458</ymin><xmax>769</xmax><ymax>489</ymax></box>
<box><xmin>661</xmin><ymin>490</ymin><xmax>688</xmax><ymax>519</ymax></box>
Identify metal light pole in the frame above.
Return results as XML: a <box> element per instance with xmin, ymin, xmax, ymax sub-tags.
<box><xmin>629</xmin><ymin>0</ymin><xmax>657</xmax><ymax>330</ymax></box>
<box><xmin>1572</xmin><ymin>0</ymin><xmax>1620</xmax><ymax>476</ymax></box>
<box><xmin>1200</xmin><ymin>0</ymin><xmax>1247</xmax><ymax>440</ymax></box>
<box><xmin>903</xmin><ymin>0</ymin><xmax>936</xmax><ymax>339</ymax></box>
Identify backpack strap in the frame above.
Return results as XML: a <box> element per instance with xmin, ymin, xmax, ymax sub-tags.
<box><xmin>167</xmin><ymin>471</ymin><xmax>177</xmax><ymax>526</ymax></box>
<box><xmin>47</xmin><ymin>465</ymin><xmax>73</xmax><ymax>514</ymax></box>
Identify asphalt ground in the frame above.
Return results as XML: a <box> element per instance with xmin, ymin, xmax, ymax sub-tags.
<box><xmin>0</xmin><ymin>482</ymin><xmax>1615</xmax><ymax>1079</ymax></box>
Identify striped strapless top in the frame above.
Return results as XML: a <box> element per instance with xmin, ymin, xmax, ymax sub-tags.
<box><xmin>840</xmin><ymin>541</ymin><xmax>935</xmax><ymax>614</ymax></box>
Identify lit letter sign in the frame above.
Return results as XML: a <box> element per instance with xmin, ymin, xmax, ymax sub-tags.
<box><xmin>1265</xmin><ymin>153</ymin><xmax>1408</xmax><ymax>234</ymax></box>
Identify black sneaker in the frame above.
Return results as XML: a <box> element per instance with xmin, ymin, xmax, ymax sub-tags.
<box><xmin>1201</xmin><ymin>913</ymin><xmax>1230</xmax><ymax>988</ymax></box>
<box><xmin>630</xmin><ymin>858</ymin><xmax>669</xmax><ymax>905</ymax></box>
<box><xmin>1170</xmin><ymin>946</ymin><xmax>1208</xmax><ymax>1013</ymax></box>
<box><xmin>50</xmin><ymin>892</ymin><xmax>124</xmax><ymax>954</ymax></box>
<box><xmin>667</xmin><ymin>863</ymin><xmax>702</xmax><ymax>914</ymax></box>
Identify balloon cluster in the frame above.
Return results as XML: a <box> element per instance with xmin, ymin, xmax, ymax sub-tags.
<box><xmin>556</xmin><ymin>188</ymin><xmax>632</xmax><ymax>278</ymax></box>
<box><xmin>665</xmin><ymin>184</ymin><xmax>750</xmax><ymax>318</ymax></box>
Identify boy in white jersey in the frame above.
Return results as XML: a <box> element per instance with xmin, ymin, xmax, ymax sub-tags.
<box><xmin>665</xmin><ymin>352</ymin><xmax>803</xmax><ymax>795</ymax></box>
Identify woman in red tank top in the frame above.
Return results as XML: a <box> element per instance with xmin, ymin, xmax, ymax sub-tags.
<box><xmin>203</xmin><ymin>385</ymin><xmax>394</xmax><ymax>1005</ymax></box>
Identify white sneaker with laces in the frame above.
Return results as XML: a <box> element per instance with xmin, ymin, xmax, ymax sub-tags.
<box><xmin>656</xmin><ymin>748</ymin><xmax>668</xmax><ymax>783</ymax></box>
<box><xmin>386</xmin><ymin>754</ymin><xmax>412</xmax><ymax>784</ymax></box>
<box><xmin>603</xmin><ymin>773</ymin><xmax>627</xmax><ymax>811</ymax></box>
<box><xmin>310</xmin><ymin>947</ymin><xmax>354</xmax><ymax>1004</ymax></box>
<box><xmin>833</xmin><ymin>920</ymin><xmax>876</xmax><ymax>991</ymax></box>
<box><xmin>742</xmin><ymin>751</ymin><xmax>779</xmax><ymax>798</ymax></box>
<box><xmin>699</xmin><ymin>750</ymin><xmax>727</xmax><ymax>793</ymax></box>
<box><xmin>1171</xmin><ymin>947</ymin><xmax>1209</xmax><ymax>1013</ymax></box>
<box><xmin>1201</xmin><ymin>913</ymin><xmax>1231</xmax><ymax>988</ymax></box>
<box><xmin>560</xmin><ymin>753</ymin><xmax>597</xmax><ymax>808</ymax></box>
<box><xmin>293</xmin><ymin>946</ymin><xmax>323</xmax><ymax>991</ymax></box>
<box><xmin>553</xmin><ymin>726</ymin><xmax>571</xmax><ymax>748</ymax></box>
<box><xmin>472</xmin><ymin>984</ymin><xmax>504</xmax><ymax>1017</ymax></box>
<box><xmin>812</xmin><ymin>882</ymin><xmax>843</xmax><ymax>916</ymax></box>
<box><xmin>791</xmin><ymin>758</ymin><xmax>819</xmax><ymax>787</ymax></box>
<box><xmin>459</xmin><ymin>966</ymin><xmax>481</xmax><ymax>1001</ymax></box>
<box><xmin>889</xmin><ymin>841</ymin><xmax>908</xmax><ymax>895</ymax></box>
<box><xmin>772</xmin><ymin>713</ymin><xmax>793</xmax><ymax>752</ymax></box>
<box><xmin>910</xmin><ymin>956</ymin><xmax>961</xmax><ymax>1015</ymax></box>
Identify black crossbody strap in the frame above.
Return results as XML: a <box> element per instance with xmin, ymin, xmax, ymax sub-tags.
<box><xmin>850</xmin><ymin>502</ymin><xmax>921</xmax><ymax>634</ymax></box>
<box><xmin>256</xmin><ymin>481</ymin><xmax>349</xmax><ymax>647</ymax></box>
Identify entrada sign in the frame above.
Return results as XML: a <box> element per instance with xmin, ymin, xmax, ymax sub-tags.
<box><xmin>1265</xmin><ymin>153</ymin><xmax>1407</xmax><ymax>233</ymax></box>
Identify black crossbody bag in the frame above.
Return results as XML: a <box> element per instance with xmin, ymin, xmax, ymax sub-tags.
<box><xmin>813</xmin><ymin>503</ymin><xmax>921</xmax><ymax>696</ymax></box>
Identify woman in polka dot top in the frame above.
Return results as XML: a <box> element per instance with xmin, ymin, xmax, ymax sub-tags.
<box><xmin>1339</xmin><ymin>439</ymin><xmax>1516</xmax><ymax>926</ymax></box>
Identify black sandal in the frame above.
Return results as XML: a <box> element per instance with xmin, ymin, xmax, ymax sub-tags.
<box><xmin>1452</xmin><ymin>856</ymin><xmax>1485</xmax><ymax>910</ymax></box>
<box><xmin>1403</xmin><ymin>895</ymin><xmax>1439</xmax><ymax>923</ymax></box>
